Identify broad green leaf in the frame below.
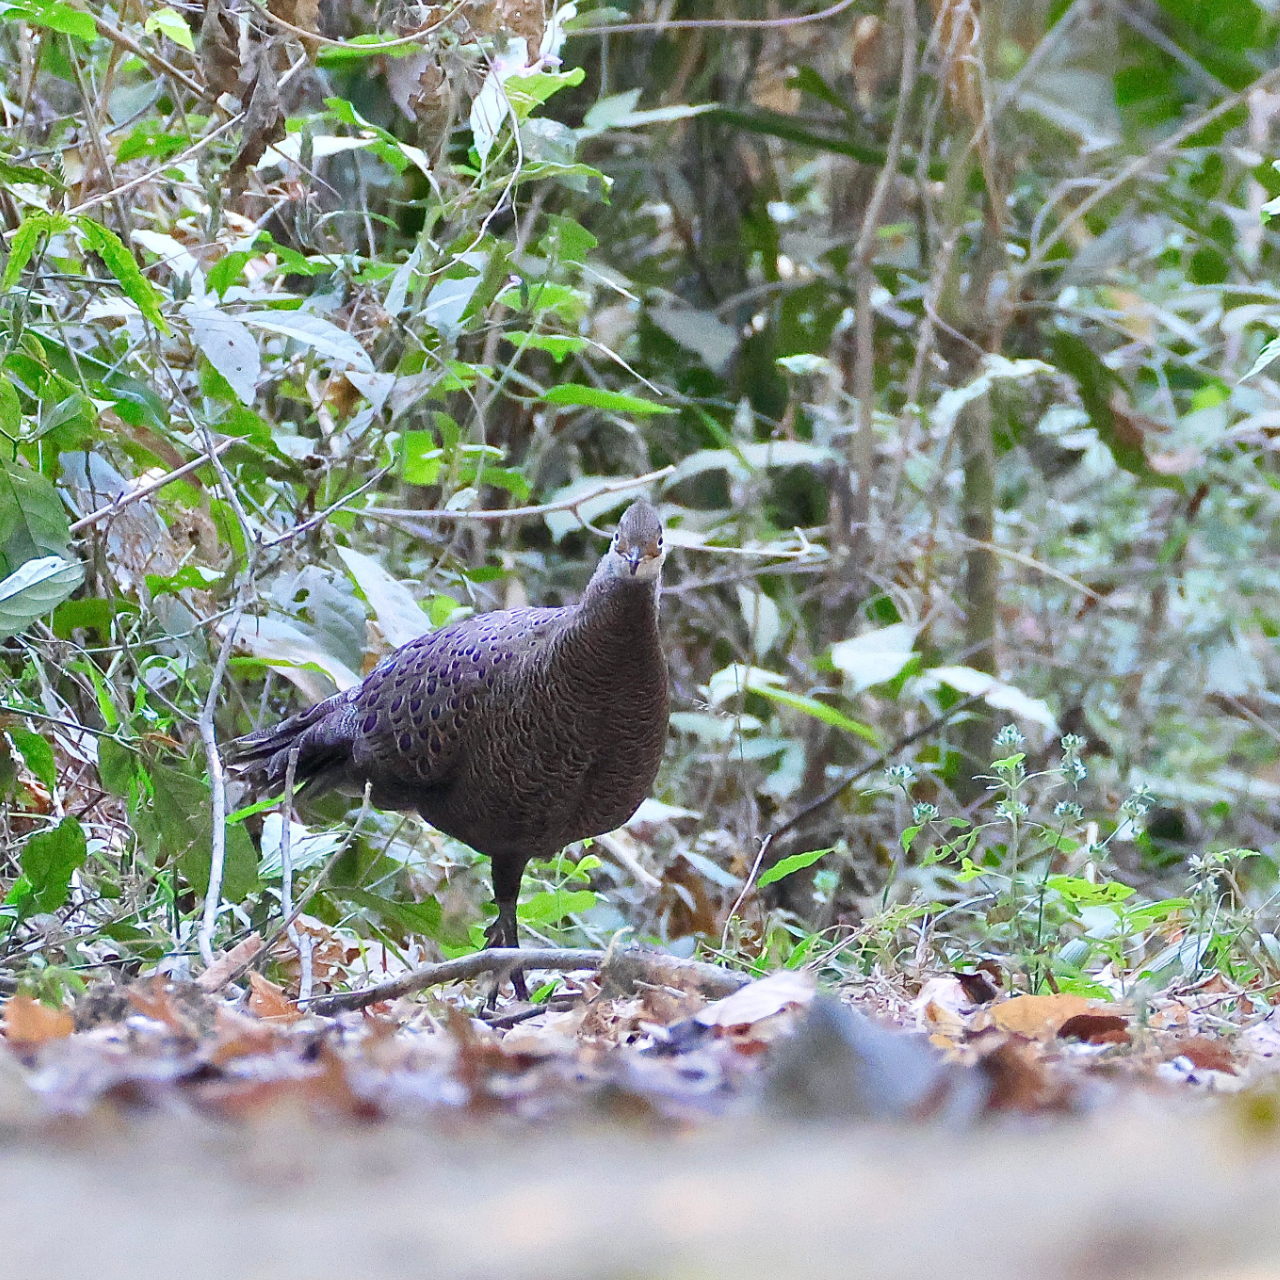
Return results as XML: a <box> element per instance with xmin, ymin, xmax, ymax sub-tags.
<box><xmin>505</xmin><ymin>331</ymin><xmax>587</xmax><ymax>361</ymax></box>
<box><xmin>0</xmin><ymin>556</ymin><xmax>83</xmax><ymax>639</ymax></box>
<box><xmin>338</xmin><ymin>886</ymin><xmax>443</xmax><ymax>938</ymax></box>
<box><xmin>143</xmin><ymin>6</ymin><xmax>193</xmax><ymax>50</ymax></box>
<box><xmin>1</xmin><ymin>0</ymin><xmax>95</xmax><ymax>42</ymax></box>
<box><xmin>541</xmin><ymin>383</ymin><xmax>676</xmax><ymax>415</ymax></box>
<box><xmin>335</xmin><ymin>545</ymin><xmax>431</xmax><ymax>648</ymax></box>
<box><xmin>0</xmin><ymin>158</ymin><xmax>60</xmax><ymax>189</ymax></box>
<box><xmin>517</xmin><ymin>888</ymin><xmax>598</xmax><ymax>925</ymax></box>
<box><xmin>504</xmin><ymin>68</ymin><xmax>587</xmax><ymax>120</ymax></box>
<box><xmin>8</xmin><ymin>728</ymin><xmax>55</xmax><ymax>790</ymax></box>
<box><xmin>11</xmin><ymin>816</ymin><xmax>86</xmax><ymax>915</ymax></box>
<box><xmin>757</xmin><ymin>846</ymin><xmax>833</xmax><ymax>889</ymax></box>
<box><xmin>830</xmin><ymin>623</ymin><xmax>918</xmax><ymax>693</ymax></box>
<box><xmin>76</xmin><ymin>218</ymin><xmax>168</xmax><ymax>331</ymax></box>
<box><xmin>0</xmin><ymin>459</ymin><xmax>69</xmax><ymax>574</ymax></box>
<box><xmin>1045</xmin><ymin>874</ymin><xmax>1135</xmax><ymax>907</ymax></box>
<box><xmin>400</xmin><ymin>430</ymin><xmax>442</xmax><ymax>485</ymax></box>
<box><xmin>96</xmin><ymin>737</ymin><xmax>137</xmax><ymax>798</ymax></box>
<box><xmin>0</xmin><ymin>378</ymin><xmax>19</xmax><ymax>437</ymax></box>
<box><xmin>239</xmin><ymin>309</ymin><xmax>374</xmax><ymax>372</ymax></box>
<box><xmin>139</xmin><ymin>764</ymin><xmax>259</xmax><ymax>903</ymax></box>
<box><xmin>2</xmin><ymin>210</ymin><xmax>71</xmax><ymax>290</ymax></box>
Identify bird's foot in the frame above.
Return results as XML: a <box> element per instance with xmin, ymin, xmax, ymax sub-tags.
<box><xmin>484</xmin><ymin>912</ymin><xmax>529</xmax><ymax>1006</ymax></box>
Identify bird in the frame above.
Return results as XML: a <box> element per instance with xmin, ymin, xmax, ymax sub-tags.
<box><xmin>230</xmin><ymin>498</ymin><xmax>670</xmax><ymax>1000</ymax></box>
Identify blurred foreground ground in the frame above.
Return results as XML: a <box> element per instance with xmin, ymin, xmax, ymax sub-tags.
<box><xmin>4</xmin><ymin>1098</ymin><xmax>1280</xmax><ymax>1280</ymax></box>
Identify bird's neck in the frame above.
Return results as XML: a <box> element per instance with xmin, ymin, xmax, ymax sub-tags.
<box><xmin>566</xmin><ymin>570</ymin><xmax>663</xmax><ymax>658</ymax></box>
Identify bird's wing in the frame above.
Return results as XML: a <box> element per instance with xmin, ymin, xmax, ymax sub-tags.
<box><xmin>349</xmin><ymin>606</ymin><xmax>565</xmax><ymax>788</ymax></box>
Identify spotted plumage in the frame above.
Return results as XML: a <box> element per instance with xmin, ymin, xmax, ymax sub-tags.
<box><xmin>230</xmin><ymin>500</ymin><xmax>669</xmax><ymax>996</ymax></box>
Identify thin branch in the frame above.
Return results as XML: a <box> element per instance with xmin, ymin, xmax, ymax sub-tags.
<box><xmin>261</xmin><ymin>464</ymin><xmax>395</xmax><ymax>549</ymax></box>
<box><xmin>957</xmin><ymin>537</ymin><xmax>1100</xmax><ymax>600</ymax></box>
<box><xmin>571</xmin><ymin>0</ymin><xmax>858</xmax><ymax>35</ymax></box>
<box><xmin>770</xmin><ymin>695</ymin><xmax>986</xmax><ymax>842</ymax></box>
<box><xmin>93</xmin><ymin>15</ymin><xmax>208</xmax><ymax>101</ymax></box>
<box><xmin>305</xmin><ymin>946</ymin><xmax>750</xmax><ymax>1015</ymax></box>
<box><xmin>196</xmin><ymin>612</ymin><xmax>241</xmax><ymax>969</ymax></box>
<box><xmin>362</xmin><ymin>466</ymin><xmax>675</xmax><ymax>526</ymax></box>
<box><xmin>721</xmin><ymin>834</ymin><xmax>773</xmax><ymax>951</ymax></box>
<box><xmin>69</xmin><ymin>439</ymin><xmax>237</xmax><ymax>534</ymax></box>
<box><xmin>1025</xmin><ymin>64</ymin><xmax>1280</xmax><ymax>273</ymax></box>
<box><xmin>279</xmin><ymin>746</ymin><xmax>315</xmax><ymax>1000</ymax></box>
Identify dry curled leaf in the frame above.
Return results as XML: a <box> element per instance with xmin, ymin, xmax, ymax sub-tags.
<box><xmin>989</xmin><ymin>993</ymin><xmax>1094</xmax><ymax>1040</ymax></box>
<box><xmin>2</xmin><ymin>995</ymin><xmax>74</xmax><ymax>1047</ymax></box>
<box><xmin>247</xmin><ymin>972</ymin><xmax>304</xmax><ymax>1022</ymax></box>
<box><xmin>200</xmin><ymin>0</ymin><xmax>241</xmax><ymax>98</ymax></box>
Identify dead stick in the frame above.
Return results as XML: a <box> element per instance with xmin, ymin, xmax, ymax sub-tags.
<box><xmin>305</xmin><ymin>947</ymin><xmax>749</xmax><ymax>1015</ymax></box>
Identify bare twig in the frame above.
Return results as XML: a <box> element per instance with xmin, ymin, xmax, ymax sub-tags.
<box><xmin>261</xmin><ymin>464</ymin><xmax>395</xmax><ymax>548</ymax></box>
<box><xmin>1025</xmin><ymin>64</ymin><xmax>1280</xmax><ymax>272</ymax></box>
<box><xmin>305</xmin><ymin>946</ymin><xmax>750</xmax><ymax>1014</ymax></box>
<box><xmin>69</xmin><ymin>439</ymin><xmax>237</xmax><ymax>534</ymax></box>
<box><xmin>257</xmin><ymin>781</ymin><xmax>372</xmax><ymax>965</ymax></box>
<box><xmin>196</xmin><ymin>612</ymin><xmax>242</xmax><ymax>969</ymax></box>
<box><xmin>721</xmin><ymin>834</ymin><xmax>773</xmax><ymax>951</ymax></box>
<box><xmin>93</xmin><ymin>15</ymin><xmax>208</xmax><ymax>101</ymax></box>
<box><xmin>278</xmin><ymin>746</ymin><xmax>315</xmax><ymax>1000</ymax></box>
<box><xmin>770</xmin><ymin>694</ymin><xmax>986</xmax><ymax>843</ymax></box>
<box><xmin>572</xmin><ymin>0</ymin><xmax>858</xmax><ymax>35</ymax></box>
<box><xmin>362</xmin><ymin>466</ymin><xmax>675</xmax><ymax>526</ymax></box>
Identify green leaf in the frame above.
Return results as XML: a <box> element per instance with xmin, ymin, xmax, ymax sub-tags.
<box><xmin>13</xmin><ymin>817</ymin><xmax>86</xmax><ymax>915</ymax></box>
<box><xmin>76</xmin><ymin>218</ymin><xmax>168</xmax><ymax>332</ymax></box>
<box><xmin>750</xmin><ymin>684</ymin><xmax>879</xmax><ymax>745</ymax></box>
<box><xmin>504</xmin><ymin>67</ymin><xmax>587</xmax><ymax>121</ymax></box>
<box><xmin>0</xmin><ymin>378</ymin><xmax>19</xmax><ymax>437</ymax></box>
<box><xmin>338</xmin><ymin>887</ymin><xmax>443</xmax><ymax>939</ymax></box>
<box><xmin>757</xmin><ymin>846</ymin><xmax>833</xmax><ymax>889</ymax></box>
<box><xmin>1045</xmin><ymin>874</ymin><xmax>1135</xmax><ymax>907</ymax></box>
<box><xmin>517</xmin><ymin>888</ymin><xmax>598</xmax><ymax>925</ymax></box>
<box><xmin>539</xmin><ymin>215</ymin><xmax>598</xmax><ymax>266</ymax></box>
<box><xmin>2</xmin><ymin>210</ymin><xmax>71</xmax><ymax>290</ymax></box>
<box><xmin>0</xmin><ymin>158</ymin><xmax>61</xmax><ymax>189</ymax></box>
<box><xmin>143</xmin><ymin>6</ymin><xmax>193</xmax><ymax>50</ymax></box>
<box><xmin>0</xmin><ymin>556</ymin><xmax>83</xmax><ymax>639</ymax></box>
<box><xmin>1244</xmin><ymin>334</ymin><xmax>1280</xmax><ymax>381</ymax></box>
<box><xmin>8</xmin><ymin>728</ymin><xmax>55</xmax><ymax>790</ymax></box>
<box><xmin>96</xmin><ymin>737</ymin><xmax>138</xmax><ymax>798</ymax></box>
<box><xmin>1</xmin><ymin>0</ymin><xmax>95</xmax><ymax>42</ymax></box>
<box><xmin>139</xmin><ymin>764</ymin><xmax>258</xmax><ymax>902</ymax></box>
<box><xmin>401</xmin><ymin>431</ymin><xmax>443</xmax><ymax>486</ymax></box>
<box><xmin>505</xmin><ymin>331</ymin><xmax>587</xmax><ymax>361</ymax></box>
<box><xmin>541</xmin><ymin>384</ymin><xmax>677</xmax><ymax>415</ymax></box>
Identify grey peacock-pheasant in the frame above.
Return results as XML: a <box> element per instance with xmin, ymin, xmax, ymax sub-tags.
<box><xmin>230</xmin><ymin>499</ymin><xmax>670</xmax><ymax>997</ymax></box>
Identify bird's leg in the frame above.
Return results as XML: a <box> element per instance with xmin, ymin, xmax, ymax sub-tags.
<box><xmin>485</xmin><ymin>858</ymin><xmax>529</xmax><ymax>1006</ymax></box>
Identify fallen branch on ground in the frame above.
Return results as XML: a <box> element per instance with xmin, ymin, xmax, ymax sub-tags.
<box><xmin>305</xmin><ymin>946</ymin><xmax>750</xmax><ymax>1015</ymax></box>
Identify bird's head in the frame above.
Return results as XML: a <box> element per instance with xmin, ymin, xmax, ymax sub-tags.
<box><xmin>606</xmin><ymin>499</ymin><xmax>665</xmax><ymax>581</ymax></box>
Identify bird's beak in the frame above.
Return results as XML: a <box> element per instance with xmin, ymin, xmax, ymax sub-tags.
<box><xmin>626</xmin><ymin>548</ymin><xmax>642</xmax><ymax>575</ymax></box>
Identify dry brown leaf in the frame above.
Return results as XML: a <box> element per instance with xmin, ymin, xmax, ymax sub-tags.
<box><xmin>199</xmin><ymin>0</ymin><xmax>241</xmax><ymax>98</ymax></box>
<box><xmin>2</xmin><ymin>996</ymin><xmax>74</xmax><ymax>1046</ymax></box>
<box><xmin>197</xmin><ymin>933</ymin><xmax>264</xmax><ymax>992</ymax></box>
<box><xmin>1174</xmin><ymin>1037</ymin><xmax>1237</xmax><ymax>1076</ymax></box>
<box><xmin>989</xmin><ymin>993</ymin><xmax>1093</xmax><ymax>1040</ymax></box>
<box><xmin>248</xmin><ymin>973</ymin><xmax>304</xmax><ymax>1022</ymax></box>
<box><xmin>695</xmin><ymin>970</ymin><xmax>815</xmax><ymax>1030</ymax></box>
<box><xmin>1057</xmin><ymin>1013</ymin><xmax>1131</xmax><ymax>1046</ymax></box>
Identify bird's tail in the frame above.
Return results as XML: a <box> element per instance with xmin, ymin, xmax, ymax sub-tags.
<box><xmin>226</xmin><ymin>691</ymin><xmax>357</xmax><ymax>797</ymax></box>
